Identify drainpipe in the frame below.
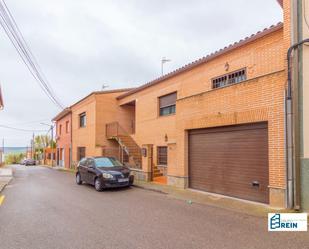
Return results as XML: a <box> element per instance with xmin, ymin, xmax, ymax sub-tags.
<box><xmin>286</xmin><ymin>38</ymin><xmax>309</xmax><ymax>209</ymax></box>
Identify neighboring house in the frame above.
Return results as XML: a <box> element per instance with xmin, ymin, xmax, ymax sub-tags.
<box><xmin>0</xmin><ymin>84</ymin><xmax>4</xmax><ymax>110</ymax></box>
<box><xmin>43</xmin><ymin>148</ymin><xmax>56</xmax><ymax>166</ymax></box>
<box><xmin>70</xmin><ymin>89</ymin><xmax>134</xmax><ymax>167</ymax></box>
<box><xmin>52</xmin><ymin>108</ymin><xmax>72</xmax><ymax>169</ymax></box>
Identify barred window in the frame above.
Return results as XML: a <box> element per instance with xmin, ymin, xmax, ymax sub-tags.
<box><xmin>212</xmin><ymin>69</ymin><xmax>246</xmax><ymax>89</ymax></box>
<box><xmin>157</xmin><ymin>146</ymin><xmax>167</xmax><ymax>165</ymax></box>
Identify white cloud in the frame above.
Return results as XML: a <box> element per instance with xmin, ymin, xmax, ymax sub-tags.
<box><xmin>0</xmin><ymin>0</ymin><xmax>282</xmax><ymax>146</ymax></box>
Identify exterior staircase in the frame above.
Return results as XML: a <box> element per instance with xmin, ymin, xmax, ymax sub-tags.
<box><xmin>106</xmin><ymin>122</ymin><xmax>142</xmax><ymax>169</ymax></box>
<box><xmin>153</xmin><ymin>165</ymin><xmax>163</xmax><ymax>177</ymax></box>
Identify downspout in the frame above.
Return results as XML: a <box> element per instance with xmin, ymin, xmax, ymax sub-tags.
<box><xmin>286</xmin><ymin>38</ymin><xmax>309</xmax><ymax>209</ymax></box>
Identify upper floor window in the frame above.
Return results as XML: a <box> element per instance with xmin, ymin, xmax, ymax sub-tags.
<box><xmin>159</xmin><ymin>92</ymin><xmax>177</xmax><ymax>116</ymax></box>
<box><xmin>79</xmin><ymin>112</ymin><xmax>86</xmax><ymax>128</ymax></box>
<box><xmin>59</xmin><ymin>125</ymin><xmax>62</xmax><ymax>135</ymax></box>
<box><xmin>212</xmin><ymin>69</ymin><xmax>247</xmax><ymax>89</ymax></box>
<box><xmin>65</xmin><ymin>121</ymin><xmax>69</xmax><ymax>133</ymax></box>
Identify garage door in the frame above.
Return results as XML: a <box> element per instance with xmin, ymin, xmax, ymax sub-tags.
<box><xmin>189</xmin><ymin>122</ymin><xmax>269</xmax><ymax>203</ymax></box>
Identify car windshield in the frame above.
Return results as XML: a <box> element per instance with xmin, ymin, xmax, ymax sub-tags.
<box><xmin>94</xmin><ymin>157</ymin><xmax>123</xmax><ymax>168</ymax></box>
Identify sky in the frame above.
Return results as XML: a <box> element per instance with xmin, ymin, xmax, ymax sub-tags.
<box><xmin>0</xmin><ymin>0</ymin><xmax>282</xmax><ymax>147</ymax></box>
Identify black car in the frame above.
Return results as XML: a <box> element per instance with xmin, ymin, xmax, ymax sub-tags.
<box><xmin>76</xmin><ymin>157</ymin><xmax>134</xmax><ymax>191</ymax></box>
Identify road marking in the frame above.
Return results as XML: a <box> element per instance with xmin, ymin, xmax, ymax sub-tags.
<box><xmin>0</xmin><ymin>195</ymin><xmax>5</xmax><ymax>206</ymax></box>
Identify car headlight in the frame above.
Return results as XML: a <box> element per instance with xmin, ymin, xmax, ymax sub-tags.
<box><xmin>103</xmin><ymin>173</ymin><xmax>114</xmax><ymax>179</ymax></box>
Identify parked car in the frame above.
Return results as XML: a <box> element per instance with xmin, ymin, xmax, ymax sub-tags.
<box><xmin>20</xmin><ymin>159</ymin><xmax>26</xmax><ymax>165</ymax></box>
<box><xmin>24</xmin><ymin>159</ymin><xmax>36</xmax><ymax>166</ymax></box>
<box><xmin>76</xmin><ymin>157</ymin><xmax>134</xmax><ymax>191</ymax></box>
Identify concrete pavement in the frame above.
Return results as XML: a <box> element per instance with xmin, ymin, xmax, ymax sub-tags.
<box><xmin>0</xmin><ymin>167</ymin><xmax>12</xmax><ymax>193</ymax></box>
<box><xmin>0</xmin><ymin>165</ymin><xmax>308</xmax><ymax>249</ymax></box>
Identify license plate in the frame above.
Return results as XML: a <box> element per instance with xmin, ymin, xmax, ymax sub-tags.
<box><xmin>118</xmin><ymin>178</ymin><xmax>129</xmax><ymax>183</ymax></box>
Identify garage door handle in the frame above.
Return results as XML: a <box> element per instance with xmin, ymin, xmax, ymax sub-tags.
<box><xmin>252</xmin><ymin>181</ymin><xmax>260</xmax><ymax>187</ymax></box>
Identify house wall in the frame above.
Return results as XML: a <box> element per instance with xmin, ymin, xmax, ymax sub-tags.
<box><xmin>55</xmin><ymin>113</ymin><xmax>72</xmax><ymax>168</ymax></box>
<box><xmin>175</xmin><ymin>71</ymin><xmax>286</xmax><ymax>207</ymax></box>
<box><xmin>118</xmin><ymin>27</ymin><xmax>286</xmax><ymax>207</ymax></box>
<box><xmin>71</xmin><ymin>95</ymin><xmax>97</xmax><ymax>165</ymax></box>
<box><xmin>94</xmin><ymin>91</ymin><xmax>135</xmax><ymax>157</ymax></box>
<box><xmin>71</xmin><ymin>90</ymin><xmax>131</xmax><ymax>165</ymax></box>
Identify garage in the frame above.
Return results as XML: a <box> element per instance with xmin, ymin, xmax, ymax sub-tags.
<box><xmin>189</xmin><ymin>122</ymin><xmax>269</xmax><ymax>203</ymax></box>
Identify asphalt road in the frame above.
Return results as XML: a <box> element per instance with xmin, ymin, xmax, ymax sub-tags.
<box><xmin>0</xmin><ymin>165</ymin><xmax>308</xmax><ymax>249</ymax></box>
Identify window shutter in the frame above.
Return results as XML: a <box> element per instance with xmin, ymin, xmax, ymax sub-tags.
<box><xmin>159</xmin><ymin>92</ymin><xmax>177</xmax><ymax>108</ymax></box>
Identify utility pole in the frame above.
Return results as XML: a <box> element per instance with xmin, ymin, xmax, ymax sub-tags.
<box><xmin>40</xmin><ymin>122</ymin><xmax>55</xmax><ymax>167</ymax></box>
<box><xmin>51</xmin><ymin>124</ymin><xmax>54</xmax><ymax>166</ymax></box>
<box><xmin>32</xmin><ymin>133</ymin><xmax>35</xmax><ymax>160</ymax></box>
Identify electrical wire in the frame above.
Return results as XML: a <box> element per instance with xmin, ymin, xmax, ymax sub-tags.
<box><xmin>0</xmin><ymin>0</ymin><xmax>64</xmax><ymax>109</ymax></box>
<box><xmin>0</xmin><ymin>4</ymin><xmax>63</xmax><ymax>109</ymax></box>
<box><xmin>0</xmin><ymin>124</ymin><xmax>47</xmax><ymax>132</ymax></box>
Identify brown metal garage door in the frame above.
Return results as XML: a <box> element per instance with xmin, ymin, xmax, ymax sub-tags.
<box><xmin>189</xmin><ymin>122</ymin><xmax>269</xmax><ymax>203</ymax></box>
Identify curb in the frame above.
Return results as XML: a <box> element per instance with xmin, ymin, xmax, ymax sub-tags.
<box><xmin>40</xmin><ymin>165</ymin><xmax>76</xmax><ymax>174</ymax></box>
<box><xmin>132</xmin><ymin>183</ymin><xmax>168</xmax><ymax>195</ymax></box>
<box><xmin>0</xmin><ymin>177</ymin><xmax>12</xmax><ymax>194</ymax></box>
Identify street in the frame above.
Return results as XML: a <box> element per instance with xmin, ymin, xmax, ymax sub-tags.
<box><xmin>0</xmin><ymin>165</ymin><xmax>308</xmax><ymax>249</ymax></box>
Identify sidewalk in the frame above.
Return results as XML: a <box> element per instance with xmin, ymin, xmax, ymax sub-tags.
<box><xmin>133</xmin><ymin>180</ymin><xmax>291</xmax><ymax>217</ymax></box>
<box><xmin>0</xmin><ymin>167</ymin><xmax>13</xmax><ymax>193</ymax></box>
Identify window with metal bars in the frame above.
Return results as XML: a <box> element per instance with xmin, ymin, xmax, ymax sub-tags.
<box><xmin>212</xmin><ymin>69</ymin><xmax>246</xmax><ymax>89</ymax></box>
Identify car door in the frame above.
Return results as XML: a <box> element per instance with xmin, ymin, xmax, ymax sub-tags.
<box><xmin>86</xmin><ymin>159</ymin><xmax>97</xmax><ymax>185</ymax></box>
<box><xmin>78</xmin><ymin>158</ymin><xmax>88</xmax><ymax>181</ymax></box>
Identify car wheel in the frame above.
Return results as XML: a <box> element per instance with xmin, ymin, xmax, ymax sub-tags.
<box><xmin>94</xmin><ymin>178</ymin><xmax>103</xmax><ymax>192</ymax></box>
<box><xmin>76</xmin><ymin>173</ymin><xmax>82</xmax><ymax>185</ymax></box>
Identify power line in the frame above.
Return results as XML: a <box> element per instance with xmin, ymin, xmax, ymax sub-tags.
<box><xmin>0</xmin><ymin>124</ymin><xmax>47</xmax><ymax>132</ymax></box>
<box><xmin>5</xmin><ymin>118</ymin><xmax>51</xmax><ymax>126</ymax></box>
<box><xmin>0</xmin><ymin>0</ymin><xmax>64</xmax><ymax>109</ymax></box>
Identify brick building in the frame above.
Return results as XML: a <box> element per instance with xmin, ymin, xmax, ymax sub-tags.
<box><xmin>113</xmin><ymin>23</ymin><xmax>286</xmax><ymax>207</ymax></box>
<box><xmin>70</xmin><ymin>89</ymin><xmax>134</xmax><ymax>167</ymax></box>
<box><xmin>52</xmin><ymin>0</ymin><xmax>307</xmax><ymax>209</ymax></box>
<box><xmin>52</xmin><ymin>108</ymin><xmax>72</xmax><ymax>168</ymax></box>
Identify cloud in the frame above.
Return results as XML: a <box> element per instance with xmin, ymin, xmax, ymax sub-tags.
<box><xmin>0</xmin><ymin>0</ymin><xmax>282</xmax><ymax>146</ymax></box>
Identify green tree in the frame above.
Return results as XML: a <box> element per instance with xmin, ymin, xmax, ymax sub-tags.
<box><xmin>34</xmin><ymin>135</ymin><xmax>56</xmax><ymax>160</ymax></box>
<box><xmin>5</xmin><ymin>153</ymin><xmax>25</xmax><ymax>165</ymax></box>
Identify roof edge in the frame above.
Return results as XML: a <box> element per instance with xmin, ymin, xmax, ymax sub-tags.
<box><xmin>52</xmin><ymin>108</ymin><xmax>71</xmax><ymax>121</ymax></box>
<box><xmin>117</xmin><ymin>22</ymin><xmax>283</xmax><ymax>100</ymax></box>
<box><xmin>277</xmin><ymin>0</ymin><xmax>283</xmax><ymax>8</ymax></box>
<box><xmin>69</xmin><ymin>88</ymin><xmax>135</xmax><ymax>109</ymax></box>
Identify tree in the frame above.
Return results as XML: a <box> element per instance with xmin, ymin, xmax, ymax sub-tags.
<box><xmin>5</xmin><ymin>153</ymin><xmax>25</xmax><ymax>164</ymax></box>
<box><xmin>34</xmin><ymin>135</ymin><xmax>55</xmax><ymax>160</ymax></box>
